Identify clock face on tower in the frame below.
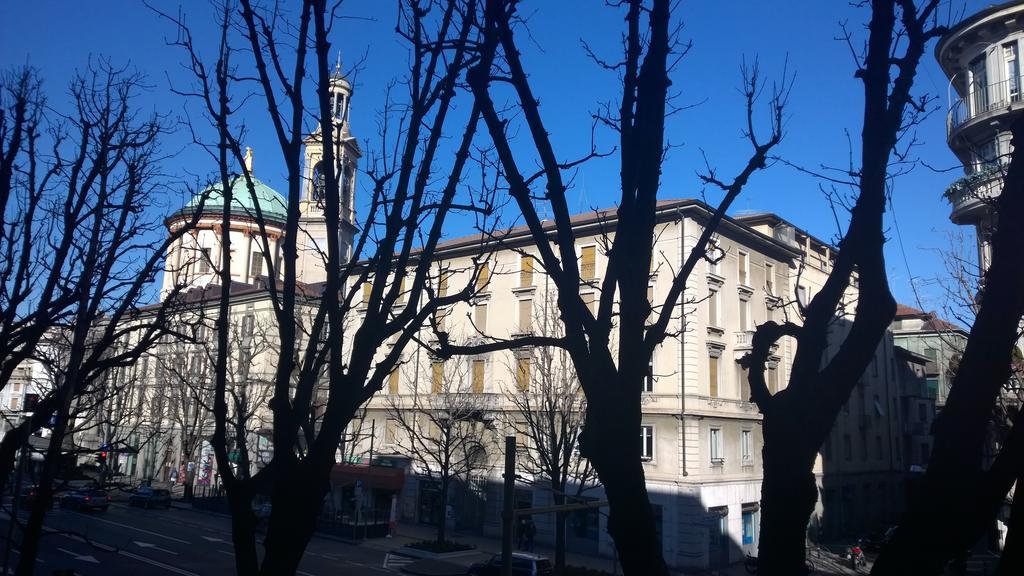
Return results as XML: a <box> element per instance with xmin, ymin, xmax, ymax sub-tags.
<box><xmin>312</xmin><ymin>161</ymin><xmax>326</xmax><ymax>203</ymax></box>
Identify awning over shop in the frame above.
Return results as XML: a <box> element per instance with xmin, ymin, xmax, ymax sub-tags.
<box><xmin>330</xmin><ymin>463</ymin><xmax>405</xmax><ymax>491</ymax></box>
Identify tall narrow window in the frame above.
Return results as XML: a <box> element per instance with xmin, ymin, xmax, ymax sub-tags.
<box><xmin>1006</xmin><ymin>42</ymin><xmax>1020</xmax><ymax>100</ymax></box>
<box><xmin>476</xmin><ymin>261</ymin><xmax>490</xmax><ymax>291</ymax></box>
<box><xmin>708</xmin><ymin>289</ymin><xmax>720</xmax><ymax>327</ymax></box>
<box><xmin>580</xmin><ymin>246</ymin><xmax>596</xmax><ymax>280</ymax></box>
<box><xmin>198</xmin><ymin>247</ymin><xmax>212</xmax><ymax>274</ymax></box>
<box><xmin>968</xmin><ymin>54</ymin><xmax>988</xmax><ymax>116</ymax></box>
<box><xmin>738</xmin><ymin>251</ymin><xmax>749</xmax><ymax>286</ymax></box>
<box><xmin>767</xmin><ymin>365</ymin><xmax>778</xmax><ymax>394</ymax></box>
<box><xmin>431</xmin><ymin>361</ymin><xmax>444</xmax><ymax>394</ymax></box>
<box><xmin>765</xmin><ymin>262</ymin><xmax>775</xmax><ymax>295</ymax></box>
<box><xmin>739</xmin><ymin>298</ymin><xmax>750</xmax><ymax>331</ymax></box>
<box><xmin>388</xmin><ymin>369</ymin><xmax>400</xmax><ymax>395</ymax></box>
<box><xmin>520</xmin><ymin>256</ymin><xmax>534</xmax><ymax>287</ymax></box>
<box><xmin>738</xmin><ymin>363</ymin><xmax>750</xmax><ymax>401</ymax></box>
<box><xmin>472</xmin><ymin>359</ymin><xmax>486</xmax><ymax>393</ymax></box>
<box><xmin>709</xmin><ymin>427</ymin><xmax>723</xmax><ymax>463</ymax></box>
<box><xmin>709</xmin><ymin>355</ymin><xmax>720</xmax><ymax>398</ymax></box>
<box><xmin>362</xmin><ymin>279</ymin><xmax>373</xmax><ymax>304</ymax></box>
<box><xmin>641</xmin><ymin>425</ymin><xmax>654</xmax><ymax>461</ymax></box>
<box><xmin>249</xmin><ymin>253</ymin><xmax>263</xmax><ymax>278</ymax></box>
<box><xmin>518</xmin><ymin>299</ymin><xmax>533</xmax><ymax>333</ymax></box>
<box><xmin>438</xmin><ymin>270</ymin><xmax>450</xmax><ymax>297</ymax></box>
<box><xmin>474</xmin><ymin>303</ymin><xmax>488</xmax><ymax>332</ymax></box>
<box><xmin>516</xmin><ymin>357</ymin><xmax>531</xmax><ymax>391</ymax></box>
<box><xmin>796</xmin><ymin>284</ymin><xmax>808</xmax><ymax>307</ymax></box>
<box><xmin>741</xmin><ymin>430</ymin><xmax>752</xmax><ymax>461</ymax></box>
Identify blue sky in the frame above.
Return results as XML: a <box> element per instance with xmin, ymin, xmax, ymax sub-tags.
<box><xmin>0</xmin><ymin>1</ymin><xmax>989</xmax><ymax>317</ymax></box>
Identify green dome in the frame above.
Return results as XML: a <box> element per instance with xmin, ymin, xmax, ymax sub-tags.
<box><xmin>179</xmin><ymin>175</ymin><xmax>288</xmax><ymax>224</ymax></box>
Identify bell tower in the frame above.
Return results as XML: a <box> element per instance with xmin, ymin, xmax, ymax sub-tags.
<box><xmin>298</xmin><ymin>58</ymin><xmax>361</xmax><ymax>284</ymax></box>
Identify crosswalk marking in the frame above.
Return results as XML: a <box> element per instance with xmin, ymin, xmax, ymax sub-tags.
<box><xmin>383</xmin><ymin>553</ymin><xmax>414</xmax><ymax>569</ymax></box>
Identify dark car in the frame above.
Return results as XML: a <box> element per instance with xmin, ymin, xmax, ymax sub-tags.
<box><xmin>60</xmin><ymin>489</ymin><xmax>110</xmax><ymax>512</ymax></box>
<box><xmin>468</xmin><ymin>553</ymin><xmax>553</xmax><ymax>576</ymax></box>
<box><xmin>129</xmin><ymin>487</ymin><xmax>172</xmax><ymax>509</ymax></box>
<box><xmin>17</xmin><ymin>486</ymin><xmax>52</xmax><ymax>510</ymax></box>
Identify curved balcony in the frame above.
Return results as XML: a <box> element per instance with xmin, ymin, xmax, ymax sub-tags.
<box><xmin>947</xmin><ymin>77</ymin><xmax>1024</xmax><ymax>142</ymax></box>
<box><xmin>942</xmin><ymin>167</ymin><xmax>1003</xmax><ymax>224</ymax></box>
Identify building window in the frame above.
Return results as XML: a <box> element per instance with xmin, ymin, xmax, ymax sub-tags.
<box><xmin>925</xmin><ymin>377</ymin><xmax>939</xmax><ymax>399</ymax></box>
<box><xmin>738</xmin><ymin>251</ymin><xmax>749</xmax><ymax>286</ymax></box>
<box><xmin>438</xmin><ymin>270</ymin><xmax>450</xmax><ymax>297</ymax></box>
<box><xmin>472</xmin><ymin>359</ymin><xmax>486</xmax><ymax>393</ymax></box>
<box><xmin>1006</xmin><ymin>42</ymin><xmax>1020</xmax><ymax>99</ymax></box>
<box><xmin>644</xmin><ymin>355</ymin><xmax>655</xmax><ymax>393</ymax></box>
<box><xmin>9</xmin><ymin>397</ymin><xmax>20</xmax><ymax>411</ymax></box>
<box><xmin>518</xmin><ymin>299</ymin><xmax>533</xmax><ymax>333</ymax></box>
<box><xmin>708</xmin><ymin>288</ymin><xmax>720</xmax><ymax>328</ymax></box>
<box><xmin>796</xmin><ymin>284</ymin><xmax>808</xmax><ymax>307</ymax></box>
<box><xmin>516</xmin><ymin>357</ymin><xmax>531</xmax><ymax>391</ymax></box>
<box><xmin>708</xmin><ymin>242</ymin><xmax>722</xmax><ymax>275</ymax></box>
<box><xmin>741</xmin><ymin>429</ymin><xmax>752</xmax><ymax>462</ymax></box>
<box><xmin>710</xmin><ymin>427</ymin><xmax>723</xmax><ymax>464</ymax></box>
<box><xmin>580</xmin><ymin>245</ymin><xmax>596</xmax><ymax>280</ymax></box>
<box><xmin>388</xmin><ymin>368</ymin><xmax>400</xmax><ymax>395</ymax></box>
<box><xmin>198</xmin><ymin>247</ymin><xmax>211</xmax><ymax>274</ymax></box>
<box><xmin>249</xmin><ymin>253</ymin><xmax>263</xmax><ymax>278</ymax></box>
<box><xmin>520</xmin><ymin>255</ymin><xmax>534</xmax><ymax>287</ymax></box>
<box><xmin>767</xmin><ymin>364</ymin><xmax>778</xmax><ymax>394</ymax></box>
<box><xmin>968</xmin><ymin>54</ymin><xmax>989</xmax><ymax>116</ymax></box>
<box><xmin>709</xmin><ymin>354</ymin><xmax>720</xmax><ymax>398</ymax></box>
<box><xmin>474</xmin><ymin>303</ymin><xmax>488</xmax><ymax>332</ymax></box>
<box><xmin>476</xmin><ymin>261</ymin><xmax>490</xmax><ymax>291</ymax></box>
<box><xmin>385</xmin><ymin>419</ymin><xmax>398</xmax><ymax>445</ymax></box>
<box><xmin>581</xmin><ymin>292</ymin><xmax>596</xmax><ymax>315</ymax></box>
<box><xmin>742</xmin><ymin>506</ymin><xmax>758</xmax><ymax>545</ymax></box>
<box><xmin>765</xmin><ymin>262</ymin><xmax>775</xmax><ymax>295</ymax></box>
<box><xmin>738</xmin><ymin>363</ymin><xmax>750</xmax><ymax>402</ymax></box>
<box><xmin>641</xmin><ymin>425</ymin><xmax>654</xmax><ymax>461</ymax></box>
<box><xmin>362</xmin><ymin>279</ymin><xmax>373</xmax><ymax>304</ymax></box>
<box><xmin>431</xmin><ymin>361</ymin><xmax>444</xmax><ymax>393</ymax></box>
<box><xmin>739</xmin><ymin>298</ymin><xmax>750</xmax><ymax>331</ymax></box>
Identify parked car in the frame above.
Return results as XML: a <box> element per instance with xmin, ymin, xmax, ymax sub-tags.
<box><xmin>467</xmin><ymin>553</ymin><xmax>553</xmax><ymax>576</ymax></box>
<box><xmin>129</xmin><ymin>487</ymin><xmax>171</xmax><ymax>509</ymax></box>
<box><xmin>60</xmin><ymin>489</ymin><xmax>110</xmax><ymax>512</ymax></box>
<box><xmin>18</xmin><ymin>486</ymin><xmax>51</xmax><ymax>509</ymax></box>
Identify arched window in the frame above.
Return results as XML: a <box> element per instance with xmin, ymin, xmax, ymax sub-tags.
<box><xmin>341</xmin><ymin>164</ymin><xmax>354</xmax><ymax>213</ymax></box>
<box><xmin>311</xmin><ymin>161</ymin><xmax>326</xmax><ymax>202</ymax></box>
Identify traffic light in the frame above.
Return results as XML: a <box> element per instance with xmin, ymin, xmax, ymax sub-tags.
<box><xmin>96</xmin><ymin>451</ymin><xmax>107</xmax><ymax>466</ymax></box>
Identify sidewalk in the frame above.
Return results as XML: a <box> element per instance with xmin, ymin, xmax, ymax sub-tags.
<box><xmin>359</xmin><ymin>522</ymin><xmax>627</xmax><ymax>575</ymax></box>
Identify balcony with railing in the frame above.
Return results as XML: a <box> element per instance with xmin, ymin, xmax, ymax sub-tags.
<box><xmin>942</xmin><ymin>166</ymin><xmax>1003</xmax><ymax>224</ymax></box>
<box><xmin>948</xmin><ymin>76</ymin><xmax>1024</xmax><ymax>139</ymax></box>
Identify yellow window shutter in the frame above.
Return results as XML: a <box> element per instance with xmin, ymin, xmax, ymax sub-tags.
<box><xmin>520</xmin><ymin>256</ymin><xmax>534</xmax><ymax>287</ymax></box>
<box><xmin>432</xmin><ymin>362</ymin><xmax>444</xmax><ymax>393</ymax></box>
<box><xmin>581</xmin><ymin>246</ymin><xmax>596</xmax><ymax>280</ymax></box>
<box><xmin>477</xmin><ymin>262</ymin><xmax>490</xmax><ymax>291</ymax></box>
<box><xmin>362</xmin><ymin>278</ymin><xmax>372</xmax><ymax>303</ymax></box>
<box><xmin>388</xmin><ymin>369</ymin><xmax>399</xmax><ymax>394</ymax></box>
<box><xmin>519</xmin><ymin>299</ymin><xmax>533</xmax><ymax>332</ymax></box>
<box><xmin>516</xmin><ymin>357</ymin><xmax>531</xmax><ymax>391</ymax></box>
<box><xmin>472</xmin><ymin>360</ymin><xmax>485</xmax><ymax>393</ymax></box>
<box><xmin>438</xmin><ymin>271</ymin><xmax>449</xmax><ymax>297</ymax></box>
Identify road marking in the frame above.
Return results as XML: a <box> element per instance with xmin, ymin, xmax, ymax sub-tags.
<box><xmin>216</xmin><ymin>549</ymin><xmax>235</xmax><ymax>557</ymax></box>
<box><xmin>74</xmin><ymin>515</ymin><xmax>190</xmax><ymax>544</ymax></box>
<box><xmin>202</xmin><ymin>536</ymin><xmax>226</xmax><ymax>543</ymax></box>
<box><xmin>56</xmin><ymin>547</ymin><xmax>99</xmax><ymax>564</ymax></box>
<box><xmin>133</xmin><ymin>541</ymin><xmax>180</xmax><ymax>555</ymax></box>
<box><xmin>119</xmin><ymin>550</ymin><xmax>201</xmax><ymax>576</ymax></box>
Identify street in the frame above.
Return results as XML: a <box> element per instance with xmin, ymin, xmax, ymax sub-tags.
<box><xmin>0</xmin><ymin>502</ymin><xmax>402</xmax><ymax>576</ymax></box>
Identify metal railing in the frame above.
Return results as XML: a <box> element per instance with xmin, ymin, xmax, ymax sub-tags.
<box><xmin>949</xmin><ymin>76</ymin><xmax>1024</xmax><ymax>134</ymax></box>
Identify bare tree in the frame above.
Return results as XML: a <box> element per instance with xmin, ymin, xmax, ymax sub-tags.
<box><xmin>739</xmin><ymin>2</ymin><xmax>945</xmax><ymax>573</ymax></box>
<box><xmin>871</xmin><ymin>115</ymin><xmax>1024</xmax><ymax>574</ymax></box>
<box><xmin>152</xmin><ymin>0</ymin><xmax>490</xmax><ymax>572</ymax></box>
<box><xmin>504</xmin><ymin>290</ymin><xmax>597</xmax><ymax>575</ymax></box>
<box><xmin>0</xmin><ymin>61</ymin><xmax>207</xmax><ymax>574</ymax></box>
<box><xmin>437</xmin><ymin>1</ymin><xmax>786</xmax><ymax>573</ymax></box>
<box><xmin>386</xmin><ymin>359</ymin><xmax>497</xmax><ymax>544</ymax></box>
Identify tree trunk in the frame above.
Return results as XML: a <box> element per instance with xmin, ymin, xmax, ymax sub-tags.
<box><xmin>554</xmin><ymin>495</ymin><xmax>567</xmax><ymax>575</ymax></box>
<box><xmin>583</xmin><ymin>390</ymin><xmax>668</xmax><ymax>576</ymax></box>
<box><xmin>225</xmin><ymin>488</ymin><xmax>259</xmax><ymax>576</ymax></box>
<box><xmin>438</xmin><ymin>477</ymin><xmax>450</xmax><ymax>544</ymax></box>
<box><xmin>258</xmin><ymin>463</ymin><xmax>329</xmax><ymax>575</ymax></box>
<box><xmin>756</xmin><ymin>420</ymin><xmax>819</xmax><ymax>576</ymax></box>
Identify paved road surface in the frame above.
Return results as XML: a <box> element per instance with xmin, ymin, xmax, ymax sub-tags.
<box><xmin>0</xmin><ymin>502</ymin><xmax>400</xmax><ymax>575</ymax></box>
